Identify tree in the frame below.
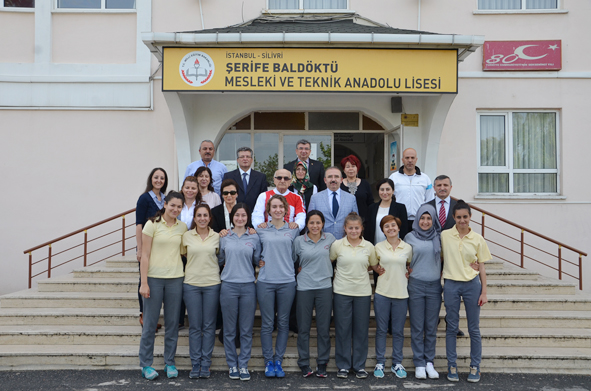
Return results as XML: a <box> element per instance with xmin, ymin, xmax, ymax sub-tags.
<box><xmin>318</xmin><ymin>142</ymin><xmax>332</xmax><ymax>169</ymax></box>
<box><xmin>254</xmin><ymin>153</ymin><xmax>278</xmax><ymax>186</ymax></box>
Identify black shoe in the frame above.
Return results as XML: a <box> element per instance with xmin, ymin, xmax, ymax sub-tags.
<box><xmin>337</xmin><ymin>369</ymin><xmax>349</xmax><ymax>378</ymax></box>
<box><xmin>356</xmin><ymin>369</ymin><xmax>369</xmax><ymax>379</ymax></box>
<box><xmin>457</xmin><ymin>329</ymin><xmax>465</xmax><ymax>337</ymax></box>
<box><xmin>316</xmin><ymin>364</ymin><xmax>327</xmax><ymax>378</ymax></box>
<box><xmin>301</xmin><ymin>366</ymin><xmax>314</xmax><ymax>378</ymax></box>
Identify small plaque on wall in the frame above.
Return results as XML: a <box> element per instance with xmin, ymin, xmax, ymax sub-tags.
<box><xmin>401</xmin><ymin>114</ymin><xmax>418</xmax><ymax>127</ymax></box>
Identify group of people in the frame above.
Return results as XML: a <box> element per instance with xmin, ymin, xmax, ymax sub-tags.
<box><xmin>134</xmin><ymin>139</ymin><xmax>492</xmax><ymax>383</ymax></box>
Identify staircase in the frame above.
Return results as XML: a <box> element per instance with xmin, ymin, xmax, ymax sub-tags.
<box><xmin>1</xmin><ymin>255</ymin><xmax>590</xmax><ymax>374</ymax></box>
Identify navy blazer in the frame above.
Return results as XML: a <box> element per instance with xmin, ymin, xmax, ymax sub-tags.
<box><xmin>284</xmin><ymin>158</ymin><xmax>326</xmax><ymax>191</ymax></box>
<box><xmin>223</xmin><ymin>169</ymin><xmax>269</xmax><ymax>213</ymax></box>
<box><xmin>308</xmin><ymin>189</ymin><xmax>358</xmax><ymax>239</ymax></box>
<box><xmin>364</xmin><ymin>201</ymin><xmax>409</xmax><ymax>244</ymax></box>
<box><xmin>425</xmin><ymin>198</ymin><xmax>457</xmax><ymax>231</ymax></box>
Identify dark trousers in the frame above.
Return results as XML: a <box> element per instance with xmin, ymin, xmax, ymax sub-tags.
<box><xmin>333</xmin><ymin>293</ymin><xmax>371</xmax><ymax>372</ymax></box>
<box><xmin>296</xmin><ymin>288</ymin><xmax>333</xmax><ymax>368</ymax></box>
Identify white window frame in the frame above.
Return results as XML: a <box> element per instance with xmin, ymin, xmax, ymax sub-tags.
<box><xmin>0</xmin><ymin>0</ymin><xmax>35</xmax><ymax>11</ymax></box>
<box><xmin>266</xmin><ymin>0</ymin><xmax>352</xmax><ymax>14</ymax></box>
<box><xmin>476</xmin><ymin>110</ymin><xmax>561</xmax><ymax>197</ymax></box>
<box><xmin>53</xmin><ymin>0</ymin><xmax>135</xmax><ymax>13</ymax></box>
<box><xmin>474</xmin><ymin>0</ymin><xmax>567</xmax><ymax>14</ymax></box>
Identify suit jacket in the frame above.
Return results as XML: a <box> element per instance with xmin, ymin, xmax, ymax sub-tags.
<box><xmin>211</xmin><ymin>203</ymin><xmax>254</xmax><ymax>233</ymax></box>
<box><xmin>284</xmin><ymin>158</ymin><xmax>326</xmax><ymax>191</ymax></box>
<box><xmin>308</xmin><ymin>189</ymin><xmax>358</xmax><ymax>239</ymax></box>
<box><xmin>426</xmin><ymin>197</ymin><xmax>457</xmax><ymax>231</ymax></box>
<box><xmin>364</xmin><ymin>201</ymin><xmax>409</xmax><ymax>244</ymax></box>
<box><xmin>223</xmin><ymin>169</ymin><xmax>269</xmax><ymax>213</ymax></box>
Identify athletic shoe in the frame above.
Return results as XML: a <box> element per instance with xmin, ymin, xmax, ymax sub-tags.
<box><xmin>301</xmin><ymin>366</ymin><xmax>314</xmax><ymax>377</ymax></box>
<box><xmin>426</xmin><ymin>362</ymin><xmax>439</xmax><ymax>379</ymax></box>
<box><xmin>391</xmin><ymin>363</ymin><xmax>407</xmax><ymax>379</ymax></box>
<box><xmin>239</xmin><ymin>368</ymin><xmax>251</xmax><ymax>381</ymax></box>
<box><xmin>141</xmin><ymin>366</ymin><xmax>158</xmax><ymax>380</ymax></box>
<box><xmin>373</xmin><ymin>363</ymin><xmax>385</xmax><ymax>378</ymax></box>
<box><xmin>189</xmin><ymin>365</ymin><xmax>200</xmax><ymax>379</ymax></box>
<box><xmin>316</xmin><ymin>364</ymin><xmax>328</xmax><ymax>378</ymax></box>
<box><xmin>199</xmin><ymin>367</ymin><xmax>210</xmax><ymax>379</ymax></box>
<box><xmin>275</xmin><ymin>360</ymin><xmax>285</xmax><ymax>378</ymax></box>
<box><xmin>337</xmin><ymin>369</ymin><xmax>349</xmax><ymax>378</ymax></box>
<box><xmin>415</xmin><ymin>366</ymin><xmax>426</xmax><ymax>379</ymax></box>
<box><xmin>447</xmin><ymin>365</ymin><xmax>459</xmax><ymax>382</ymax></box>
<box><xmin>467</xmin><ymin>366</ymin><xmax>481</xmax><ymax>383</ymax></box>
<box><xmin>265</xmin><ymin>361</ymin><xmax>276</xmax><ymax>377</ymax></box>
<box><xmin>164</xmin><ymin>364</ymin><xmax>178</xmax><ymax>379</ymax></box>
<box><xmin>356</xmin><ymin>369</ymin><xmax>369</xmax><ymax>379</ymax></box>
<box><xmin>229</xmin><ymin>367</ymin><xmax>239</xmax><ymax>380</ymax></box>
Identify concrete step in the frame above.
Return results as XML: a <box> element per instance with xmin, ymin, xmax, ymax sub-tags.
<box><xmin>484</xmin><ymin>280</ymin><xmax>576</xmax><ymax>295</ymax></box>
<box><xmin>0</xmin><ymin>345</ymin><xmax>589</xmax><ymax>374</ymax></box>
<box><xmin>485</xmin><ymin>294</ymin><xmax>591</xmax><ymax>311</ymax></box>
<box><xmin>1</xmin><ymin>325</ymin><xmax>588</xmax><ymax>349</ymax></box>
<box><xmin>72</xmin><ymin>268</ymin><xmax>138</xmax><ymax>279</ymax></box>
<box><xmin>0</xmin><ymin>289</ymin><xmax>138</xmax><ymax>309</ymax></box>
<box><xmin>485</xmin><ymin>269</ymin><xmax>538</xmax><ymax>280</ymax></box>
<box><xmin>104</xmin><ymin>256</ymin><xmax>138</xmax><ymax>269</ymax></box>
<box><xmin>37</xmin><ymin>275</ymin><xmax>137</xmax><ymax>293</ymax></box>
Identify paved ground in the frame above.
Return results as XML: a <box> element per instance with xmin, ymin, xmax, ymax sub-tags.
<box><xmin>0</xmin><ymin>370</ymin><xmax>589</xmax><ymax>391</ymax></box>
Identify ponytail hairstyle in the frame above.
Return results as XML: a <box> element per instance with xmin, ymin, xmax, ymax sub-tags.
<box><xmin>452</xmin><ymin>199</ymin><xmax>472</xmax><ymax>218</ymax></box>
<box><xmin>190</xmin><ymin>202</ymin><xmax>212</xmax><ymax>230</ymax></box>
<box><xmin>144</xmin><ymin>167</ymin><xmax>168</xmax><ymax>194</ymax></box>
<box><xmin>230</xmin><ymin>203</ymin><xmax>252</xmax><ymax>228</ymax></box>
<box><xmin>181</xmin><ymin>176</ymin><xmax>202</xmax><ymax>204</ymax></box>
<box><xmin>149</xmin><ymin>191</ymin><xmax>184</xmax><ymax>223</ymax></box>
<box><xmin>343</xmin><ymin>211</ymin><xmax>364</xmax><ymax>237</ymax></box>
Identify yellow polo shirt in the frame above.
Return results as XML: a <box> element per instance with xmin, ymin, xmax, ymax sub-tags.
<box><xmin>441</xmin><ymin>226</ymin><xmax>492</xmax><ymax>282</ymax></box>
<box><xmin>375</xmin><ymin>239</ymin><xmax>413</xmax><ymax>299</ymax></box>
<box><xmin>142</xmin><ymin>218</ymin><xmax>187</xmax><ymax>279</ymax></box>
<box><xmin>330</xmin><ymin>237</ymin><xmax>378</xmax><ymax>297</ymax></box>
<box><xmin>182</xmin><ymin>228</ymin><xmax>221</xmax><ymax>287</ymax></box>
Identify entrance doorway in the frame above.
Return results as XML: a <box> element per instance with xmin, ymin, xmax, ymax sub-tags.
<box><xmin>216</xmin><ymin>112</ymin><xmax>401</xmax><ymax>195</ymax></box>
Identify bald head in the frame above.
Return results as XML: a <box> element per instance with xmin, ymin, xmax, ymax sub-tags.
<box><xmin>402</xmin><ymin>148</ymin><xmax>418</xmax><ymax>175</ymax></box>
<box><xmin>274</xmin><ymin>169</ymin><xmax>292</xmax><ymax>193</ymax></box>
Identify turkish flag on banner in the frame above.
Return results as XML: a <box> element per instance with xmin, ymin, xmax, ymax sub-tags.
<box><xmin>483</xmin><ymin>40</ymin><xmax>562</xmax><ymax>71</ymax></box>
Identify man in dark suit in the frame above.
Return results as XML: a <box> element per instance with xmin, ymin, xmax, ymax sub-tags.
<box><xmin>222</xmin><ymin>146</ymin><xmax>269</xmax><ymax>213</ymax></box>
<box><xmin>423</xmin><ymin>174</ymin><xmax>463</xmax><ymax>337</ymax></box>
<box><xmin>284</xmin><ymin>139</ymin><xmax>326</xmax><ymax>191</ymax></box>
<box><xmin>425</xmin><ymin>174</ymin><xmax>456</xmax><ymax>231</ymax></box>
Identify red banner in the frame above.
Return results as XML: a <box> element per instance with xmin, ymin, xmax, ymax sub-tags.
<box><xmin>483</xmin><ymin>40</ymin><xmax>561</xmax><ymax>71</ymax></box>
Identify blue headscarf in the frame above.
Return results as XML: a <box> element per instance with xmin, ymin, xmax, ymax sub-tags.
<box><xmin>409</xmin><ymin>204</ymin><xmax>441</xmax><ymax>260</ymax></box>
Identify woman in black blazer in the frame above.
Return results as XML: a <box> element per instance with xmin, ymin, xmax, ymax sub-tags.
<box><xmin>364</xmin><ymin>178</ymin><xmax>409</xmax><ymax>244</ymax></box>
<box><xmin>211</xmin><ymin>179</ymin><xmax>239</xmax><ymax>233</ymax></box>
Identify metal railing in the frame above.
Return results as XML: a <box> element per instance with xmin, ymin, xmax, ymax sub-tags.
<box><xmin>460</xmin><ymin>200</ymin><xmax>587</xmax><ymax>290</ymax></box>
<box><xmin>23</xmin><ymin>208</ymin><xmax>137</xmax><ymax>289</ymax></box>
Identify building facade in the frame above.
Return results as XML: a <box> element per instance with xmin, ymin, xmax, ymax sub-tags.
<box><xmin>1</xmin><ymin>0</ymin><xmax>589</xmax><ymax>295</ymax></box>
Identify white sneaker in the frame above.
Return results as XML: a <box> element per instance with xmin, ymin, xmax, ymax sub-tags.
<box><xmin>415</xmin><ymin>366</ymin><xmax>426</xmax><ymax>379</ymax></box>
<box><xmin>426</xmin><ymin>362</ymin><xmax>439</xmax><ymax>379</ymax></box>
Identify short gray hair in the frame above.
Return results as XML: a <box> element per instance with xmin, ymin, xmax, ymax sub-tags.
<box><xmin>200</xmin><ymin>140</ymin><xmax>214</xmax><ymax>148</ymax></box>
<box><xmin>236</xmin><ymin>146</ymin><xmax>253</xmax><ymax>159</ymax></box>
<box><xmin>324</xmin><ymin>166</ymin><xmax>342</xmax><ymax>177</ymax></box>
<box><xmin>296</xmin><ymin>139</ymin><xmax>311</xmax><ymax>148</ymax></box>
<box><xmin>434</xmin><ymin>175</ymin><xmax>452</xmax><ymax>186</ymax></box>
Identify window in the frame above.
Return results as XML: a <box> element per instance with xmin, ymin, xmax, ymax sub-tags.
<box><xmin>478</xmin><ymin>111</ymin><xmax>558</xmax><ymax>194</ymax></box>
<box><xmin>2</xmin><ymin>0</ymin><xmax>34</xmax><ymax>7</ymax></box>
<box><xmin>268</xmin><ymin>0</ymin><xmax>347</xmax><ymax>10</ymax></box>
<box><xmin>478</xmin><ymin>0</ymin><xmax>558</xmax><ymax>10</ymax></box>
<box><xmin>57</xmin><ymin>0</ymin><xmax>135</xmax><ymax>9</ymax></box>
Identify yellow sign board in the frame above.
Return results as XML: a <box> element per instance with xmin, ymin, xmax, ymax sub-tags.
<box><xmin>163</xmin><ymin>47</ymin><xmax>457</xmax><ymax>93</ymax></box>
<box><xmin>401</xmin><ymin>114</ymin><xmax>419</xmax><ymax>127</ymax></box>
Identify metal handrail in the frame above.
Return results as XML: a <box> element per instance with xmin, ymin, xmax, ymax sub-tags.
<box><xmin>453</xmin><ymin>197</ymin><xmax>587</xmax><ymax>290</ymax></box>
<box><xmin>24</xmin><ymin>208</ymin><xmax>136</xmax><ymax>288</ymax></box>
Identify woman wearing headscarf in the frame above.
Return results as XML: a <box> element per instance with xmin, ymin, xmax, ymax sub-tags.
<box><xmin>404</xmin><ymin>204</ymin><xmax>442</xmax><ymax>380</ymax></box>
<box><xmin>288</xmin><ymin>161</ymin><xmax>317</xmax><ymax>211</ymax></box>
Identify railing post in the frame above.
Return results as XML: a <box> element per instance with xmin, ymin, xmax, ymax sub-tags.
<box><xmin>579</xmin><ymin>254</ymin><xmax>583</xmax><ymax>291</ymax></box>
<box><xmin>28</xmin><ymin>252</ymin><xmax>32</xmax><ymax>289</ymax></box>
<box><xmin>557</xmin><ymin>245</ymin><xmax>562</xmax><ymax>280</ymax></box>
<box><xmin>47</xmin><ymin>244</ymin><xmax>52</xmax><ymax>279</ymax></box>
<box><xmin>481</xmin><ymin>213</ymin><xmax>485</xmax><ymax>237</ymax></box>
<box><xmin>520</xmin><ymin>230</ymin><xmax>524</xmax><ymax>268</ymax></box>
<box><xmin>122</xmin><ymin>215</ymin><xmax>126</xmax><ymax>256</ymax></box>
<box><xmin>84</xmin><ymin>230</ymin><xmax>88</xmax><ymax>267</ymax></box>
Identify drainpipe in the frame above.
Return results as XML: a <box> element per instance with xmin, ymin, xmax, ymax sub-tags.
<box><xmin>418</xmin><ymin>0</ymin><xmax>421</xmax><ymax>31</ymax></box>
<box><xmin>199</xmin><ymin>0</ymin><xmax>205</xmax><ymax>29</ymax></box>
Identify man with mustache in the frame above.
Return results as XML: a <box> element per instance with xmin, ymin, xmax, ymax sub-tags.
<box><xmin>308</xmin><ymin>167</ymin><xmax>358</xmax><ymax>239</ymax></box>
<box><xmin>184</xmin><ymin>140</ymin><xmax>228</xmax><ymax>195</ymax></box>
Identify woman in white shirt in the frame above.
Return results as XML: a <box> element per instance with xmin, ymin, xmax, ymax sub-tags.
<box><xmin>195</xmin><ymin>166</ymin><xmax>221</xmax><ymax>208</ymax></box>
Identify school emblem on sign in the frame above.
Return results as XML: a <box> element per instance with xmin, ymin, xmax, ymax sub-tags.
<box><xmin>179</xmin><ymin>51</ymin><xmax>215</xmax><ymax>86</ymax></box>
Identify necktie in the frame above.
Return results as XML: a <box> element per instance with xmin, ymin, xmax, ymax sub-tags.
<box><xmin>242</xmin><ymin>173</ymin><xmax>248</xmax><ymax>193</ymax></box>
<box><xmin>439</xmin><ymin>200</ymin><xmax>446</xmax><ymax>228</ymax></box>
<box><xmin>332</xmin><ymin>191</ymin><xmax>339</xmax><ymax>218</ymax></box>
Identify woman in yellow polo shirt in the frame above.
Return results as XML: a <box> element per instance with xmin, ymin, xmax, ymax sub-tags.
<box><xmin>330</xmin><ymin>212</ymin><xmax>378</xmax><ymax>380</ymax></box>
<box><xmin>441</xmin><ymin>200</ymin><xmax>491</xmax><ymax>383</ymax></box>
<box><xmin>372</xmin><ymin>215</ymin><xmax>413</xmax><ymax>379</ymax></box>
<box><xmin>139</xmin><ymin>191</ymin><xmax>187</xmax><ymax>381</ymax></box>
<box><xmin>182</xmin><ymin>203</ymin><xmax>221</xmax><ymax>379</ymax></box>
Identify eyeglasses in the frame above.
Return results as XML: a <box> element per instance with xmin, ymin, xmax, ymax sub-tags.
<box><xmin>275</xmin><ymin>176</ymin><xmax>291</xmax><ymax>181</ymax></box>
<box><xmin>222</xmin><ymin>191</ymin><xmax>237</xmax><ymax>196</ymax></box>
